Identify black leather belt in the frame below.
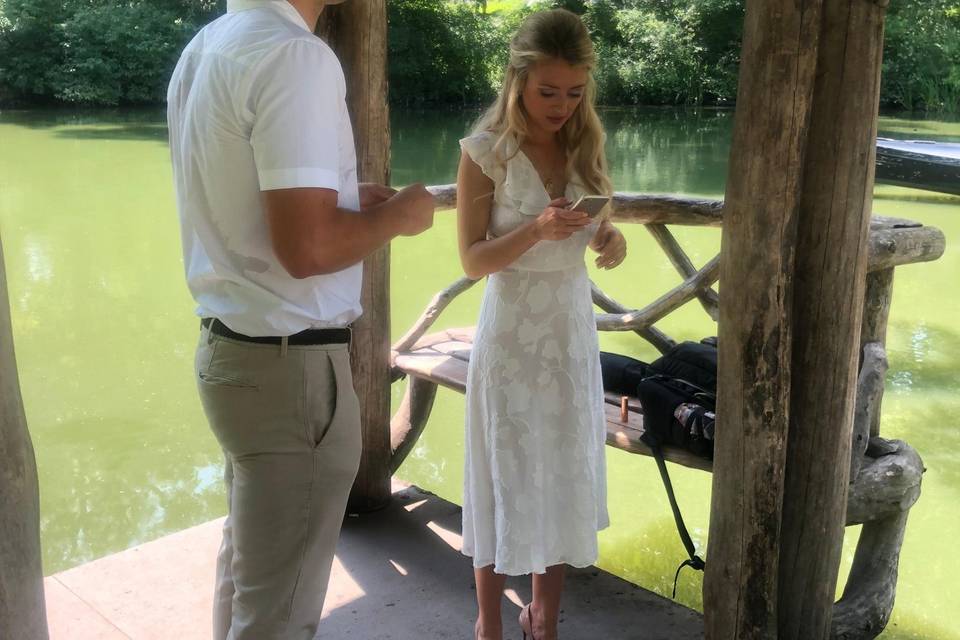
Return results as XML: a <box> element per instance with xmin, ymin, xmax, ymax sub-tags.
<box><xmin>201</xmin><ymin>318</ymin><xmax>351</xmax><ymax>346</ymax></box>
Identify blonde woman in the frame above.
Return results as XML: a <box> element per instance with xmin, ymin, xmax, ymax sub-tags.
<box><xmin>457</xmin><ymin>10</ymin><xmax>627</xmax><ymax>640</ymax></box>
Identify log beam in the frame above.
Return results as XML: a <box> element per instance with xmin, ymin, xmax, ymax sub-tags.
<box><xmin>831</xmin><ymin>511</ymin><xmax>909</xmax><ymax>640</ymax></box>
<box><xmin>0</xmin><ymin>237</ymin><xmax>49</xmax><ymax>639</ymax></box>
<box><xmin>845</xmin><ymin>438</ymin><xmax>923</xmax><ymax>527</ymax></box>
<box><xmin>645</xmin><ymin>224</ymin><xmax>720</xmax><ymax>320</ymax></box>
<box><xmin>859</xmin><ymin>269</ymin><xmax>895</xmax><ymax>437</ymax></box>
<box><xmin>595</xmin><ymin>255</ymin><xmax>720</xmax><ymax>332</ymax></box>
<box><xmin>703</xmin><ymin>0</ymin><xmax>822</xmax><ymax>634</ymax></box>
<box><xmin>392</xmin><ymin>277</ymin><xmax>478</xmax><ymax>354</ymax></box>
<box><xmin>777</xmin><ymin>0</ymin><xmax>889</xmax><ymax>636</ymax></box>
<box><xmin>428</xmin><ymin>185</ymin><xmax>946</xmax><ymax>272</ymax></box>
<box><xmin>868</xmin><ymin>226</ymin><xmax>945</xmax><ymax>271</ymax></box>
<box><xmin>850</xmin><ymin>343</ymin><xmax>888</xmax><ymax>480</ymax></box>
<box><xmin>389</xmin><ymin>377</ymin><xmax>439</xmax><ymax>474</ymax></box>
<box><xmin>589</xmin><ymin>283</ymin><xmax>676</xmax><ymax>354</ymax></box>
<box><xmin>318</xmin><ymin>3</ymin><xmax>393</xmax><ymax>511</ymax></box>
<box><xmin>834</xmin><ymin>440</ymin><xmax>923</xmax><ymax>639</ymax></box>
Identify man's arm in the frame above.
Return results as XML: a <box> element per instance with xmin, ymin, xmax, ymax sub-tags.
<box><xmin>264</xmin><ymin>183</ymin><xmax>433</xmax><ymax>279</ymax></box>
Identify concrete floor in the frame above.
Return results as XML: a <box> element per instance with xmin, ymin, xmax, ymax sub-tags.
<box><xmin>45</xmin><ymin>483</ymin><xmax>704</xmax><ymax>639</ymax></box>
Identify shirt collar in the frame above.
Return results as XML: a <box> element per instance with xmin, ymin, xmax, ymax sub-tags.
<box><xmin>226</xmin><ymin>0</ymin><xmax>312</xmax><ymax>32</ymax></box>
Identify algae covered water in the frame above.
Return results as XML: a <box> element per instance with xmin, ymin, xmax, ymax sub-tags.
<box><xmin>0</xmin><ymin>107</ymin><xmax>957</xmax><ymax>638</ymax></box>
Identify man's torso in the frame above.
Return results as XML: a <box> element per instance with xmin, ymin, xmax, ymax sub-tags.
<box><xmin>167</xmin><ymin>0</ymin><xmax>362</xmax><ymax>336</ymax></box>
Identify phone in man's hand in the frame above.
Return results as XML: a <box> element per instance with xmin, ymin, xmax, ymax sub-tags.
<box><xmin>569</xmin><ymin>195</ymin><xmax>611</xmax><ymax>218</ymax></box>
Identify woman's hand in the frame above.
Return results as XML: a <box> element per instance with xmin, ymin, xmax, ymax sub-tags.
<box><xmin>531</xmin><ymin>197</ymin><xmax>592</xmax><ymax>241</ymax></box>
<box><xmin>590</xmin><ymin>221</ymin><xmax>627</xmax><ymax>269</ymax></box>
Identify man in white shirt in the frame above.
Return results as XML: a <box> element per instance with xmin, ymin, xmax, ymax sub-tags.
<box><xmin>167</xmin><ymin>1</ymin><xmax>434</xmax><ymax>638</ymax></box>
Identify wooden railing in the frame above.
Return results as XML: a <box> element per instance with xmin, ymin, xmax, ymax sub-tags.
<box><xmin>420</xmin><ymin>185</ymin><xmax>945</xmax><ymax>354</ymax></box>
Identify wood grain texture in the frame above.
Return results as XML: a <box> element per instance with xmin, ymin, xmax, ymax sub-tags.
<box><xmin>391</xmin><ymin>277</ymin><xmax>478</xmax><ymax>354</ymax></box>
<box><xmin>859</xmin><ymin>269</ymin><xmax>894</xmax><ymax>437</ymax></box>
<box><xmin>589</xmin><ymin>282</ymin><xmax>676</xmax><ymax>354</ymax></box>
<box><xmin>388</xmin><ymin>376</ymin><xmax>439</xmax><ymax>473</ymax></box>
<box><xmin>594</xmin><ymin>255</ymin><xmax>720</xmax><ymax>332</ymax></box>
<box><xmin>834</xmin><ymin>440</ymin><xmax>923</xmax><ymax>638</ymax></box>
<box><xmin>703</xmin><ymin>0</ymin><xmax>824</xmax><ymax>635</ymax></box>
<box><xmin>777</xmin><ymin>0</ymin><xmax>889</xmax><ymax>636</ymax></box>
<box><xmin>0</xmin><ymin>236</ymin><xmax>49</xmax><ymax>639</ymax></box>
<box><xmin>850</xmin><ymin>343</ymin><xmax>888</xmax><ymax>480</ymax></box>
<box><xmin>319</xmin><ymin>3</ymin><xmax>393</xmax><ymax>511</ymax></box>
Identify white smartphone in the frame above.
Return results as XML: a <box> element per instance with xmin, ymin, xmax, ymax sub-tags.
<box><xmin>569</xmin><ymin>195</ymin><xmax>611</xmax><ymax>218</ymax></box>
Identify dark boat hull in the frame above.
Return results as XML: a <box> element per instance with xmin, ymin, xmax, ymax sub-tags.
<box><xmin>875</xmin><ymin>139</ymin><xmax>960</xmax><ymax>196</ymax></box>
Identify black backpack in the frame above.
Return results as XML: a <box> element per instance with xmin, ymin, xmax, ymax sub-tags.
<box><xmin>636</xmin><ymin>340</ymin><xmax>717</xmax><ymax>460</ymax></box>
<box><xmin>599</xmin><ymin>339</ymin><xmax>718</xmax><ymax>596</ymax></box>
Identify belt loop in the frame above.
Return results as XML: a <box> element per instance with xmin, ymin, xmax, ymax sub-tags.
<box><xmin>280</xmin><ymin>336</ymin><xmax>289</xmax><ymax>358</ymax></box>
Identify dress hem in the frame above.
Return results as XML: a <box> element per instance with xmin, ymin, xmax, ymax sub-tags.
<box><xmin>461</xmin><ymin>522</ymin><xmax>610</xmax><ymax>577</ymax></box>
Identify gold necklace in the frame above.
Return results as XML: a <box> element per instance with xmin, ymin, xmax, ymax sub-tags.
<box><xmin>527</xmin><ymin>145</ymin><xmax>566</xmax><ymax>198</ymax></box>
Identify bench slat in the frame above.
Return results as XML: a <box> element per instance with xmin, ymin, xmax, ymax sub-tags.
<box><xmin>394</xmin><ymin>329</ymin><xmax>714</xmax><ymax>473</ymax></box>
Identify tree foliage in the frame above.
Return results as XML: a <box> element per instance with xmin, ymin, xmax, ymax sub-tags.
<box><xmin>0</xmin><ymin>0</ymin><xmax>957</xmax><ymax>111</ymax></box>
<box><xmin>882</xmin><ymin>0</ymin><xmax>960</xmax><ymax>111</ymax></box>
<box><xmin>0</xmin><ymin>0</ymin><xmax>223</xmax><ymax>105</ymax></box>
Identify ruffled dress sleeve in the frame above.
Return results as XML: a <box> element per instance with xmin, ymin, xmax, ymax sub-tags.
<box><xmin>459</xmin><ymin>131</ymin><xmax>550</xmax><ymax>219</ymax></box>
<box><xmin>459</xmin><ymin>131</ymin><xmax>507</xmax><ymax>203</ymax></box>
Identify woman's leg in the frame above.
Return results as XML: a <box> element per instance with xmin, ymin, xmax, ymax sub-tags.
<box><xmin>530</xmin><ymin>564</ymin><xmax>566</xmax><ymax>639</ymax></box>
<box><xmin>474</xmin><ymin>565</ymin><xmax>507</xmax><ymax>639</ymax></box>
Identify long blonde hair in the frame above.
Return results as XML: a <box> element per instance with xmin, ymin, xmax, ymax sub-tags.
<box><xmin>473</xmin><ymin>9</ymin><xmax>611</xmax><ymax>196</ymax></box>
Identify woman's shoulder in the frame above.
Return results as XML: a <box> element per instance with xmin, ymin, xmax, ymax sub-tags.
<box><xmin>459</xmin><ymin>129</ymin><xmax>498</xmax><ymax>155</ymax></box>
<box><xmin>460</xmin><ymin>130</ymin><xmax>508</xmax><ymax>184</ymax></box>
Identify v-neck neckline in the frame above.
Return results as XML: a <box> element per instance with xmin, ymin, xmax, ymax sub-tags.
<box><xmin>515</xmin><ymin>143</ymin><xmax>569</xmax><ymax>201</ymax></box>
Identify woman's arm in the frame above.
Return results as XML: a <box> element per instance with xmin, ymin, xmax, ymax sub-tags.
<box><xmin>589</xmin><ymin>219</ymin><xmax>628</xmax><ymax>270</ymax></box>
<box><xmin>456</xmin><ymin>151</ymin><xmax>590</xmax><ymax>279</ymax></box>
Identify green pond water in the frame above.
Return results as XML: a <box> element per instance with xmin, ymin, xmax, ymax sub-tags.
<box><xmin>0</xmin><ymin>107</ymin><xmax>957</xmax><ymax>638</ymax></box>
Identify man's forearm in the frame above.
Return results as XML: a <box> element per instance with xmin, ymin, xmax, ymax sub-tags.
<box><xmin>297</xmin><ymin>201</ymin><xmax>406</xmax><ymax>277</ymax></box>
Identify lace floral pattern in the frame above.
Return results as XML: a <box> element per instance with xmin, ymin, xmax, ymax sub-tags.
<box><xmin>460</xmin><ymin>132</ymin><xmax>609</xmax><ymax>576</ymax></box>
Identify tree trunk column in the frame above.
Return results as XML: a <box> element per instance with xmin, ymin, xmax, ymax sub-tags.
<box><xmin>777</xmin><ymin>1</ymin><xmax>889</xmax><ymax>636</ymax></box>
<box><xmin>319</xmin><ymin>3</ymin><xmax>393</xmax><ymax>511</ymax></box>
<box><xmin>703</xmin><ymin>0</ymin><xmax>824</xmax><ymax>636</ymax></box>
<box><xmin>0</xmin><ymin>238</ymin><xmax>49</xmax><ymax>640</ymax></box>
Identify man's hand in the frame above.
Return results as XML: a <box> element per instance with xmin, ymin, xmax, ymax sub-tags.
<box><xmin>590</xmin><ymin>221</ymin><xmax>627</xmax><ymax>270</ymax></box>
<box><xmin>386</xmin><ymin>183</ymin><xmax>435</xmax><ymax>236</ymax></box>
<box><xmin>359</xmin><ymin>182</ymin><xmax>397</xmax><ymax>210</ymax></box>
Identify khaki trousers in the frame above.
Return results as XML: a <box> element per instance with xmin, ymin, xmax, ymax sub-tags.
<box><xmin>195</xmin><ymin>326</ymin><xmax>362</xmax><ymax>640</ymax></box>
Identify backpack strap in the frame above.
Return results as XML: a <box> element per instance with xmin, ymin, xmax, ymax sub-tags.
<box><xmin>650</xmin><ymin>442</ymin><xmax>706</xmax><ymax>597</ymax></box>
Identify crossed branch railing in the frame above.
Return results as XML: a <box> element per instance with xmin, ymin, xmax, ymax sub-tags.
<box><xmin>397</xmin><ymin>186</ymin><xmax>944</xmax><ymax>358</ymax></box>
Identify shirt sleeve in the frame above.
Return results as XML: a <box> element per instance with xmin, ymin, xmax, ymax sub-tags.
<box><xmin>249</xmin><ymin>39</ymin><xmax>345</xmax><ymax>192</ymax></box>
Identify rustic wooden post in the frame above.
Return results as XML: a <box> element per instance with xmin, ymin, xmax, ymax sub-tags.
<box><xmin>0</xmin><ymin>238</ymin><xmax>49</xmax><ymax>640</ymax></box>
<box><xmin>777</xmin><ymin>1</ymin><xmax>889</xmax><ymax>637</ymax></box>
<box><xmin>318</xmin><ymin>3</ymin><xmax>393</xmax><ymax>510</ymax></box>
<box><xmin>703</xmin><ymin>0</ymin><xmax>824</xmax><ymax>636</ymax></box>
<box><xmin>860</xmin><ymin>268</ymin><xmax>894</xmax><ymax>437</ymax></box>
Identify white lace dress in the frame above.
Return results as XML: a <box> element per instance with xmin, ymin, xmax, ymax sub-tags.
<box><xmin>460</xmin><ymin>131</ymin><xmax>609</xmax><ymax>576</ymax></box>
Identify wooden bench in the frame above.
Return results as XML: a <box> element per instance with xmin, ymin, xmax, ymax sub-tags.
<box><xmin>392</xmin><ymin>326</ymin><xmax>712</xmax><ymax>472</ymax></box>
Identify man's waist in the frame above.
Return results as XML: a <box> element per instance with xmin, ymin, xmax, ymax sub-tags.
<box><xmin>202</xmin><ymin>318</ymin><xmax>351</xmax><ymax>346</ymax></box>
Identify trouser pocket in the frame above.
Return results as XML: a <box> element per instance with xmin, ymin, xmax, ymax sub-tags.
<box><xmin>196</xmin><ymin>333</ymin><xmax>305</xmax><ymax>457</ymax></box>
<box><xmin>306</xmin><ymin>347</ymin><xmax>362</xmax><ymax>473</ymax></box>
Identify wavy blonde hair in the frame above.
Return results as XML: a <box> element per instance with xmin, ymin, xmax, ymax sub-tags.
<box><xmin>472</xmin><ymin>9</ymin><xmax>611</xmax><ymax>196</ymax></box>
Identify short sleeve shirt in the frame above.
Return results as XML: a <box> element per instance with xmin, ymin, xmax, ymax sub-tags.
<box><xmin>167</xmin><ymin>0</ymin><xmax>361</xmax><ymax>336</ymax></box>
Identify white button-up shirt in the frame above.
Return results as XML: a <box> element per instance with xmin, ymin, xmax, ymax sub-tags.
<box><xmin>167</xmin><ymin>0</ymin><xmax>362</xmax><ymax>336</ymax></box>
